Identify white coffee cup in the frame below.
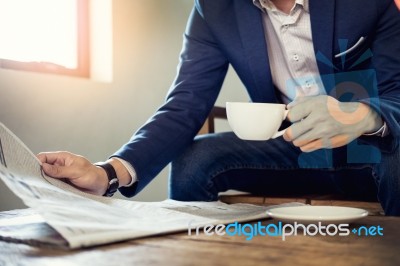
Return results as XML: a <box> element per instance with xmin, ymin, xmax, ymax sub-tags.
<box><xmin>226</xmin><ymin>102</ymin><xmax>289</xmax><ymax>141</ymax></box>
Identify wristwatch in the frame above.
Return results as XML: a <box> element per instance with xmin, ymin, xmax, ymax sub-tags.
<box><xmin>94</xmin><ymin>162</ymin><xmax>119</xmax><ymax>197</ymax></box>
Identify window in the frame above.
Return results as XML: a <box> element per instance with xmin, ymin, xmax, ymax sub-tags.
<box><xmin>0</xmin><ymin>0</ymin><xmax>89</xmax><ymax>77</ymax></box>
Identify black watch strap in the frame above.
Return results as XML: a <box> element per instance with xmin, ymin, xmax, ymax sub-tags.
<box><xmin>94</xmin><ymin>162</ymin><xmax>119</xmax><ymax>197</ymax></box>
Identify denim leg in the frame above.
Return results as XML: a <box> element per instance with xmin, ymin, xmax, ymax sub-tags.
<box><xmin>169</xmin><ymin>132</ymin><xmax>400</xmax><ymax>216</ymax></box>
<box><xmin>169</xmin><ymin>132</ymin><xmax>339</xmax><ymax>201</ymax></box>
<box><xmin>372</xmin><ymin>147</ymin><xmax>400</xmax><ymax>216</ymax></box>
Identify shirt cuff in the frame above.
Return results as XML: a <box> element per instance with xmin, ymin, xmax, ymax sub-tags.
<box><xmin>112</xmin><ymin>157</ymin><xmax>137</xmax><ymax>187</ymax></box>
<box><xmin>363</xmin><ymin>121</ymin><xmax>389</xmax><ymax>137</ymax></box>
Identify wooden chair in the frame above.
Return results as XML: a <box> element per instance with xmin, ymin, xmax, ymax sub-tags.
<box><xmin>199</xmin><ymin>106</ymin><xmax>384</xmax><ymax>215</ymax></box>
<box><xmin>198</xmin><ymin>106</ymin><xmax>227</xmax><ymax>135</ymax></box>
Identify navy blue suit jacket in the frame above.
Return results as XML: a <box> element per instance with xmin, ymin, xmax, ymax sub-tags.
<box><xmin>115</xmin><ymin>0</ymin><xmax>400</xmax><ymax>197</ymax></box>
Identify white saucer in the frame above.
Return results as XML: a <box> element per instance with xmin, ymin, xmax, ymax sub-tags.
<box><xmin>266</xmin><ymin>205</ymin><xmax>368</xmax><ymax>224</ymax></box>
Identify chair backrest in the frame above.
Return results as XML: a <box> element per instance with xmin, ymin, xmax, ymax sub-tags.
<box><xmin>198</xmin><ymin>106</ymin><xmax>227</xmax><ymax>135</ymax></box>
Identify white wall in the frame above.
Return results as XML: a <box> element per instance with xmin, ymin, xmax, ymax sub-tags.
<box><xmin>0</xmin><ymin>0</ymin><xmax>248</xmax><ymax>211</ymax></box>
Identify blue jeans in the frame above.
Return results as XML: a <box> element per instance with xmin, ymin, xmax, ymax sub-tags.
<box><xmin>169</xmin><ymin>132</ymin><xmax>400</xmax><ymax>216</ymax></box>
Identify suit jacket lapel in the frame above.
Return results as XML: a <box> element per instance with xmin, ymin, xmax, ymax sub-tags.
<box><xmin>234</xmin><ymin>0</ymin><xmax>276</xmax><ymax>103</ymax></box>
<box><xmin>234</xmin><ymin>0</ymin><xmax>336</xmax><ymax>99</ymax></box>
<box><xmin>309</xmin><ymin>0</ymin><xmax>336</xmax><ymax>92</ymax></box>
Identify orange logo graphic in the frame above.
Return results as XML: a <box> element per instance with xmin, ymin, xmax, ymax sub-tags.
<box><xmin>395</xmin><ymin>0</ymin><xmax>400</xmax><ymax>10</ymax></box>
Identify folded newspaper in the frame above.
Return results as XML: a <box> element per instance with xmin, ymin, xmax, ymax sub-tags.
<box><xmin>0</xmin><ymin>122</ymin><xmax>281</xmax><ymax>249</ymax></box>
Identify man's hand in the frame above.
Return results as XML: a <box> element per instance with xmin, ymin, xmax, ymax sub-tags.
<box><xmin>283</xmin><ymin>95</ymin><xmax>383</xmax><ymax>152</ymax></box>
<box><xmin>37</xmin><ymin>152</ymin><xmax>108</xmax><ymax>196</ymax></box>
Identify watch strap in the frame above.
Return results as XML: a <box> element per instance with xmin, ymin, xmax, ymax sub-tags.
<box><xmin>94</xmin><ymin>162</ymin><xmax>119</xmax><ymax>197</ymax></box>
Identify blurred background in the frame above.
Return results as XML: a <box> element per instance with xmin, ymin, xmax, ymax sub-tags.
<box><xmin>0</xmin><ymin>0</ymin><xmax>248</xmax><ymax>211</ymax></box>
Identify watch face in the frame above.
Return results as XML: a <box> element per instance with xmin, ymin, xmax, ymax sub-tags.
<box><xmin>106</xmin><ymin>178</ymin><xmax>119</xmax><ymax>196</ymax></box>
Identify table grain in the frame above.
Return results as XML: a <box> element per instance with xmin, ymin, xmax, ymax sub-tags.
<box><xmin>0</xmin><ymin>212</ymin><xmax>399</xmax><ymax>266</ymax></box>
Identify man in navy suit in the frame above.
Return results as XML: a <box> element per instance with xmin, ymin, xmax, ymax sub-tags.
<box><xmin>38</xmin><ymin>0</ymin><xmax>400</xmax><ymax>215</ymax></box>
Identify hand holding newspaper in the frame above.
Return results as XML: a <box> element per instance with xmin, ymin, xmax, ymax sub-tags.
<box><xmin>0</xmin><ymin>122</ymin><xmax>282</xmax><ymax>249</ymax></box>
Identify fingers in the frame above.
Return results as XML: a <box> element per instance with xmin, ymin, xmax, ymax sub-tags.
<box><xmin>287</xmin><ymin>96</ymin><xmax>310</xmax><ymax>108</ymax></box>
<box><xmin>284</xmin><ymin>124</ymin><xmax>320</xmax><ymax>151</ymax></box>
<box><xmin>283</xmin><ymin>117</ymin><xmax>313</xmax><ymax>142</ymax></box>
<box><xmin>37</xmin><ymin>151</ymin><xmax>87</xmax><ymax>179</ymax></box>
<box><xmin>37</xmin><ymin>151</ymin><xmax>72</xmax><ymax>164</ymax></box>
<box><xmin>298</xmin><ymin>134</ymin><xmax>352</xmax><ymax>152</ymax></box>
<box><xmin>36</xmin><ymin>152</ymin><xmax>48</xmax><ymax>163</ymax></box>
<box><xmin>287</xmin><ymin>99</ymin><xmax>313</xmax><ymax>123</ymax></box>
<box><xmin>291</xmin><ymin>130</ymin><xmax>317</xmax><ymax>148</ymax></box>
<box><xmin>41</xmin><ymin>163</ymin><xmax>79</xmax><ymax>179</ymax></box>
<box><xmin>285</xmin><ymin>122</ymin><xmax>346</xmax><ymax>152</ymax></box>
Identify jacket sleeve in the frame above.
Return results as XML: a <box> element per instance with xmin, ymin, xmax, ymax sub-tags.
<box><xmin>364</xmin><ymin>1</ymin><xmax>400</xmax><ymax>133</ymax></box>
<box><xmin>113</xmin><ymin>2</ymin><xmax>229</xmax><ymax>197</ymax></box>
<box><xmin>359</xmin><ymin>0</ymin><xmax>400</xmax><ymax>151</ymax></box>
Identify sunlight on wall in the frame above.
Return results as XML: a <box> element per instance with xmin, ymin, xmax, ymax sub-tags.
<box><xmin>90</xmin><ymin>0</ymin><xmax>113</xmax><ymax>82</ymax></box>
<box><xmin>0</xmin><ymin>0</ymin><xmax>78</xmax><ymax>68</ymax></box>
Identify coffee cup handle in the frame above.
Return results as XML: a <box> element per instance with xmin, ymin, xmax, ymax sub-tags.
<box><xmin>271</xmin><ymin>110</ymin><xmax>289</xmax><ymax>139</ymax></box>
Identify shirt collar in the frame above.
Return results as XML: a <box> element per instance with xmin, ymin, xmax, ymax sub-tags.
<box><xmin>253</xmin><ymin>0</ymin><xmax>309</xmax><ymax>13</ymax></box>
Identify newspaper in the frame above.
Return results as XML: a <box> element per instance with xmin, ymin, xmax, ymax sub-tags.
<box><xmin>0</xmin><ymin>122</ymin><xmax>280</xmax><ymax>249</ymax></box>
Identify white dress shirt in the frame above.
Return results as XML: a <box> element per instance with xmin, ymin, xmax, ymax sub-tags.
<box><xmin>253</xmin><ymin>0</ymin><xmax>326</xmax><ymax>104</ymax></box>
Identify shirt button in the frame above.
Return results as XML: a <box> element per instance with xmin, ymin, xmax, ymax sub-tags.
<box><xmin>293</xmin><ymin>54</ymin><xmax>299</xmax><ymax>61</ymax></box>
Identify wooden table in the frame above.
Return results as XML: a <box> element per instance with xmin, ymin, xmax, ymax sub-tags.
<box><xmin>0</xmin><ymin>211</ymin><xmax>399</xmax><ymax>266</ymax></box>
